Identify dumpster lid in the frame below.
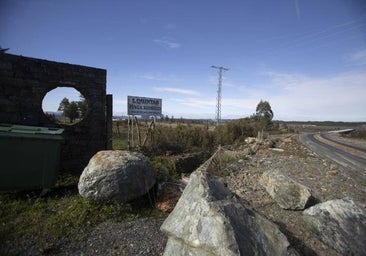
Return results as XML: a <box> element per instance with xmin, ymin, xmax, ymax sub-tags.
<box><xmin>0</xmin><ymin>124</ymin><xmax>64</xmax><ymax>135</ymax></box>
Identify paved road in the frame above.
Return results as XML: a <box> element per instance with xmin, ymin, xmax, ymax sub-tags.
<box><xmin>322</xmin><ymin>132</ymin><xmax>366</xmax><ymax>152</ymax></box>
<box><xmin>299</xmin><ymin>132</ymin><xmax>366</xmax><ymax>175</ymax></box>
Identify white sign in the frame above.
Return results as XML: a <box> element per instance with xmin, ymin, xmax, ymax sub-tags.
<box><xmin>127</xmin><ymin>96</ymin><xmax>162</xmax><ymax>116</ymax></box>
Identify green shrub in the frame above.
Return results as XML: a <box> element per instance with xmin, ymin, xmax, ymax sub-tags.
<box><xmin>150</xmin><ymin>156</ymin><xmax>180</xmax><ymax>182</ymax></box>
<box><xmin>147</xmin><ymin>124</ymin><xmax>216</xmax><ymax>155</ymax></box>
<box><xmin>214</xmin><ymin>118</ymin><xmax>258</xmax><ymax>146</ymax></box>
<box><xmin>345</xmin><ymin>129</ymin><xmax>366</xmax><ymax>140</ymax></box>
<box><xmin>114</xmin><ymin>118</ymin><xmax>274</xmax><ymax>155</ymax></box>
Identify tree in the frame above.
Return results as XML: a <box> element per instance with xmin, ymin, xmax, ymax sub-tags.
<box><xmin>65</xmin><ymin>101</ymin><xmax>79</xmax><ymax>123</ymax></box>
<box><xmin>58</xmin><ymin>97</ymin><xmax>70</xmax><ymax>112</ymax></box>
<box><xmin>254</xmin><ymin>100</ymin><xmax>274</xmax><ymax>130</ymax></box>
<box><xmin>57</xmin><ymin>97</ymin><xmax>81</xmax><ymax>123</ymax></box>
<box><xmin>58</xmin><ymin>96</ymin><xmax>88</xmax><ymax>124</ymax></box>
<box><xmin>77</xmin><ymin>94</ymin><xmax>88</xmax><ymax>118</ymax></box>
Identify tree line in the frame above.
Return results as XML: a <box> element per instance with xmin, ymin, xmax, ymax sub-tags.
<box><xmin>57</xmin><ymin>96</ymin><xmax>273</xmax><ymax>128</ymax></box>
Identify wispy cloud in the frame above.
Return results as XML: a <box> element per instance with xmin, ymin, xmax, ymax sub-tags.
<box><xmin>208</xmin><ymin>70</ymin><xmax>366</xmax><ymax>121</ymax></box>
<box><xmin>294</xmin><ymin>0</ymin><xmax>301</xmax><ymax>20</ymax></box>
<box><xmin>175</xmin><ymin>97</ymin><xmax>214</xmax><ymax>108</ymax></box>
<box><xmin>262</xmin><ymin>71</ymin><xmax>308</xmax><ymax>90</ymax></box>
<box><xmin>114</xmin><ymin>68</ymin><xmax>366</xmax><ymax>121</ymax></box>
<box><xmin>224</xmin><ymin>82</ymin><xmax>253</xmax><ymax>92</ymax></box>
<box><xmin>261</xmin><ymin>70</ymin><xmax>366</xmax><ymax>121</ymax></box>
<box><xmin>257</xmin><ymin>19</ymin><xmax>366</xmax><ymax>55</ymax></box>
<box><xmin>153</xmin><ymin>36</ymin><xmax>181</xmax><ymax>49</ymax></box>
<box><xmin>168</xmin><ymin>96</ymin><xmax>258</xmax><ymax>118</ymax></box>
<box><xmin>140</xmin><ymin>72</ymin><xmax>176</xmax><ymax>81</ymax></box>
<box><xmin>223</xmin><ymin>82</ymin><xmax>243</xmax><ymax>90</ymax></box>
<box><xmin>347</xmin><ymin>49</ymin><xmax>366</xmax><ymax>66</ymax></box>
<box><xmin>153</xmin><ymin>87</ymin><xmax>199</xmax><ymax>96</ymax></box>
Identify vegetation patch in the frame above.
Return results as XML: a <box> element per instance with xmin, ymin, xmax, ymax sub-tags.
<box><xmin>0</xmin><ymin>173</ymin><xmax>166</xmax><ymax>254</ymax></box>
<box><xmin>346</xmin><ymin>128</ymin><xmax>366</xmax><ymax>140</ymax></box>
<box><xmin>150</xmin><ymin>156</ymin><xmax>180</xmax><ymax>183</ymax></box>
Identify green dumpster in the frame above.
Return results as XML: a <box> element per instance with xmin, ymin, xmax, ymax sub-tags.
<box><xmin>0</xmin><ymin>124</ymin><xmax>64</xmax><ymax>191</ymax></box>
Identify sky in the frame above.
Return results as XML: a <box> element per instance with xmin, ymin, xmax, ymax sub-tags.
<box><xmin>1</xmin><ymin>0</ymin><xmax>366</xmax><ymax>121</ymax></box>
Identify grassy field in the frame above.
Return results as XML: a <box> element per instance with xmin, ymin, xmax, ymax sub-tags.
<box><xmin>111</xmin><ymin>119</ymin><xmax>215</xmax><ymax>151</ymax></box>
<box><xmin>0</xmin><ymin>173</ymin><xmax>166</xmax><ymax>254</ymax></box>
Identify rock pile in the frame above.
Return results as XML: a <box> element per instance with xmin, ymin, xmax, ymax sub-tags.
<box><xmin>160</xmin><ymin>170</ymin><xmax>298</xmax><ymax>256</ymax></box>
<box><xmin>161</xmin><ymin>136</ymin><xmax>366</xmax><ymax>256</ymax></box>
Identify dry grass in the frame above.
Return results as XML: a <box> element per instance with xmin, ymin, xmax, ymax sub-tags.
<box><xmin>0</xmin><ymin>173</ymin><xmax>165</xmax><ymax>254</ymax></box>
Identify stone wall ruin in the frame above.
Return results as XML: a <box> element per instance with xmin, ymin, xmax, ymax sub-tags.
<box><xmin>0</xmin><ymin>53</ymin><xmax>111</xmax><ymax>173</ymax></box>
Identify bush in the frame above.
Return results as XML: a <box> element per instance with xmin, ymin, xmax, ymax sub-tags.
<box><xmin>114</xmin><ymin>118</ymin><xmax>274</xmax><ymax>156</ymax></box>
<box><xmin>345</xmin><ymin>129</ymin><xmax>366</xmax><ymax>140</ymax></box>
<box><xmin>150</xmin><ymin>156</ymin><xmax>179</xmax><ymax>182</ymax></box>
<box><xmin>140</xmin><ymin>118</ymin><xmax>268</xmax><ymax>155</ymax></box>
<box><xmin>214</xmin><ymin>118</ymin><xmax>258</xmax><ymax>146</ymax></box>
<box><xmin>147</xmin><ymin>124</ymin><xmax>216</xmax><ymax>155</ymax></box>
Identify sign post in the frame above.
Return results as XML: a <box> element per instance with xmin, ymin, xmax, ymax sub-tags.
<box><xmin>127</xmin><ymin>96</ymin><xmax>162</xmax><ymax>150</ymax></box>
<box><xmin>127</xmin><ymin>96</ymin><xmax>162</xmax><ymax>117</ymax></box>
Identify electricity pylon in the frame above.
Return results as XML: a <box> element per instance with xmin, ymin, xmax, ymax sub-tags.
<box><xmin>211</xmin><ymin>65</ymin><xmax>229</xmax><ymax>125</ymax></box>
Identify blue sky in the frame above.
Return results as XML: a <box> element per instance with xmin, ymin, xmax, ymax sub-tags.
<box><xmin>1</xmin><ymin>0</ymin><xmax>366</xmax><ymax>121</ymax></box>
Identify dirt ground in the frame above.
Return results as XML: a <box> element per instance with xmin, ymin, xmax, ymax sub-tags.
<box><xmin>221</xmin><ymin>133</ymin><xmax>366</xmax><ymax>256</ymax></box>
<box><xmin>107</xmin><ymin>132</ymin><xmax>366</xmax><ymax>256</ymax></box>
<box><xmin>65</xmin><ymin>133</ymin><xmax>365</xmax><ymax>256</ymax></box>
<box><xmin>3</xmin><ymin>133</ymin><xmax>364</xmax><ymax>256</ymax></box>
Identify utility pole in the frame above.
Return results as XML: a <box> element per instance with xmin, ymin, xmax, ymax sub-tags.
<box><xmin>211</xmin><ymin>65</ymin><xmax>229</xmax><ymax>125</ymax></box>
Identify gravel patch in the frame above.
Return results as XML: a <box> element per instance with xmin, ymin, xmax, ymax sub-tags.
<box><xmin>55</xmin><ymin>217</ymin><xmax>167</xmax><ymax>256</ymax></box>
<box><xmin>223</xmin><ymin>134</ymin><xmax>366</xmax><ymax>256</ymax></box>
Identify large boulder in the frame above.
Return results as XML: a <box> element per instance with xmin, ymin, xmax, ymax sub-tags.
<box><xmin>303</xmin><ymin>198</ymin><xmax>366</xmax><ymax>256</ymax></box>
<box><xmin>160</xmin><ymin>170</ymin><xmax>297</xmax><ymax>256</ymax></box>
<box><xmin>78</xmin><ymin>150</ymin><xmax>155</xmax><ymax>202</ymax></box>
<box><xmin>260</xmin><ymin>170</ymin><xmax>312</xmax><ymax>210</ymax></box>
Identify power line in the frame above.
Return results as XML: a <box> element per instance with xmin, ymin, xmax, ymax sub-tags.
<box><xmin>211</xmin><ymin>65</ymin><xmax>229</xmax><ymax>125</ymax></box>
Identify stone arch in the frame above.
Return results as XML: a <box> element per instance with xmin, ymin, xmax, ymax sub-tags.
<box><xmin>0</xmin><ymin>53</ymin><xmax>110</xmax><ymax>173</ymax></box>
